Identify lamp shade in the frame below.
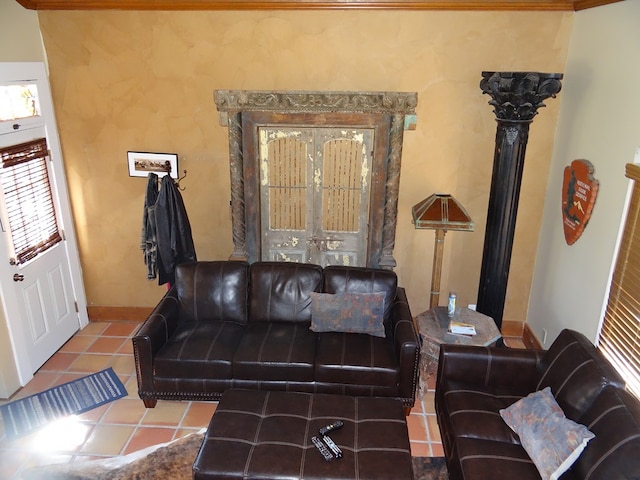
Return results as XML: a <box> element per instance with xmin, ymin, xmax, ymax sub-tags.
<box><xmin>412</xmin><ymin>193</ymin><xmax>474</xmax><ymax>232</ymax></box>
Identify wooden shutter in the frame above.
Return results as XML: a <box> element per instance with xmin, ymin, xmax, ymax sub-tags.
<box><xmin>0</xmin><ymin>137</ymin><xmax>62</xmax><ymax>264</ymax></box>
<box><xmin>599</xmin><ymin>163</ymin><xmax>640</xmax><ymax>397</ymax></box>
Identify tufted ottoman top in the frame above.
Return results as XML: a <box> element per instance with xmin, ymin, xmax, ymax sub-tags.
<box><xmin>193</xmin><ymin>389</ymin><xmax>413</xmax><ymax>480</ymax></box>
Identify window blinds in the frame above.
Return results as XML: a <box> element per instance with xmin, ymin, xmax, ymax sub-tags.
<box><xmin>599</xmin><ymin>162</ymin><xmax>640</xmax><ymax>397</ymax></box>
<box><xmin>0</xmin><ymin>137</ymin><xmax>62</xmax><ymax>264</ymax></box>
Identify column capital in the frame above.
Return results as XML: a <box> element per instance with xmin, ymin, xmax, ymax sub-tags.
<box><xmin>480</xmin><ymin>71</ymin><xmax>563</xmax><ymax>122</ymax></box>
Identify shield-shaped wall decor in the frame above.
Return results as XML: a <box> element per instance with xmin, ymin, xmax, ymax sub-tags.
<box><xmin>562</xmin><ymin>159</ymin><xmax>599</xmax><ymax>245</ymax></box>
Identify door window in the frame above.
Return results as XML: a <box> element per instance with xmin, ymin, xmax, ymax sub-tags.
<box><xmin>0</xmin><ymin>83</ymin><xmax>40</xmax><ymax>121</ymax></box>
<box><xmin>0</xmin><ymin>137</ymin><xmax>62</xmax><ymax>264</ymax></box>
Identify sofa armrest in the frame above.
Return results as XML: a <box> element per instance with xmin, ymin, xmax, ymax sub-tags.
<box><xmin>391</xmin><ymin>287</ymin><xmax>420</xmax><ymax>404</ymax></box>
<box><xmin>437</xmin><ymin>343</ymin><xmax>545</xmax><ymax>392</ymax></box>
<box><xmin>132</xmin><ymin>286</ymin><xmax>180</xmax><ymax>393</ymax></box>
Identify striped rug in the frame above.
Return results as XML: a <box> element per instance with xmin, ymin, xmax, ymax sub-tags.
<box><xmin>0</xmin><ymin>367</ymin><xmax>127</xmax><ymax>441</ymax></box>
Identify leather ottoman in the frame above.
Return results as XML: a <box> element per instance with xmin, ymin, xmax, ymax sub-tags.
<box><xmin>193</xmin><ymin>389</ymin><xmax>414</xmax><ymax>479</ymax></box>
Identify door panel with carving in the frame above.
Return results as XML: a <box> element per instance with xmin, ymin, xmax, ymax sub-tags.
<box><xmin>259</xmin><ymin>127</ymin><xmax>313</xmax><ymax>262</ymax></box>
<box><xmin>314</xmin><ymin>128</ymin><xmax>372</xmax><ymax>267</ymax></box>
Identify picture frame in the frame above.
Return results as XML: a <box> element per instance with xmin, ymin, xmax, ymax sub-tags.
<box><xmin>127</xmin><ymin>151</ymin><xmax>178</xmax><ymax>179</ymax></box>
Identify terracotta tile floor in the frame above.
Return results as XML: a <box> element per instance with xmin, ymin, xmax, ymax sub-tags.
<box><xmin>0</xmin><ymin>320</ymin><xmax>527</xmax><ymax>479</ymax></box>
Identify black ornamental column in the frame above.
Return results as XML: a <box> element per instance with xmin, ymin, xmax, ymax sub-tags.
<box><xmin>477</xmin><ymin>71</ymin><xmax>563</xmax><ymax>331</ymax></box>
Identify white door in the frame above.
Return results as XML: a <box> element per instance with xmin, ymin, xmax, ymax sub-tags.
<box><xmin>0</xmin><ymin>62</ymin><xmax>88</xmax><ymax>385</ymax></box>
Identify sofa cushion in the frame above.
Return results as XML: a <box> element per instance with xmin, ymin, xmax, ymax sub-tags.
<box><xmin>314</xmin><ymin>332</ymin><xmax>398</xmax><ymax>388</ymax></box>
<box><xmin>175</xmin><ymin>261</ymin><xmax>249</xmax><ymax>325</ymax></box>
<box><xmin>248</xmin><ymin>262</ymin><xmax>323</xmax><ymax>323</ymax></box>
<box><xmin>154</xmin><ymin>321</ymin><xmax>245</xmax><ymax>379</ymax></box>
<box><xmin>438</xmin><ymin>380</ymin><xmax>523</xmax><ymax>444</ymax></box>
<box><xmin>499</xmin><ymin>387</ymin><xmax>594</xmax><ymax>480</ymax></box>
<box><xmin>570</xmin><ymin>386</ymin><xmax>640</xmax><ymax>480</ymax></box>
<box><xmin>232</xmin><ymin>322</ymin><xmax>316</xmax><ymax>381</ymax></box>
<box><xmin>309</xmin><ymin>291</ymin><xmax>386</xmax><ymax>338</ymax></box>
<box><xmin>536</xmin><ymin>329</ymin><xmax>625</xmax><ymax>421</ymax></box>
<box><xmin>455</xmin><ymin>437</ymin><xmax>541</xmax><ymax>480</ymax></box>
<box><xmin>323</xmin><ymin>266</ymin><xmax>397</xmax><ymax>328</ymax></box>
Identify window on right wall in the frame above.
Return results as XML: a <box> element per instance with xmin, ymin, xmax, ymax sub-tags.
<box><xmin>598</xmin><ymin>162</ymin><xmax>640</xmax><ymax>399</ymax></box>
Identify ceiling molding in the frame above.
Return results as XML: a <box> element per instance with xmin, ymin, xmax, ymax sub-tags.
<box><xmin>573</xmin><ymin>0</ymin><xmax>620</xmax><ymax>10</ymax></box>
<box><xmin>15</xmin><ymin>0</ymin><xmax>623</xmax><ymax>10</ymax></box>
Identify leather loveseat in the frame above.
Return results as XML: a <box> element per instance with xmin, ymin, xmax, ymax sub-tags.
<box><xmin>133</xmin><ymin>260</ymin><xmax>420</xmax><ymax>411</ymax></box>
<box><xmin>436</xmin><ymin>328</ymin><xmax>640</xmax><ymax>480</ymax></box>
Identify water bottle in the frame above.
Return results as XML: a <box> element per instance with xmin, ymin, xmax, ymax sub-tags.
<box><xmin>447</xmin><ymin>292</ymin><xmax>456</xmax><ymax>317</ymax></box>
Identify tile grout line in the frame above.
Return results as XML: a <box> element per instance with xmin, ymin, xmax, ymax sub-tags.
<box><xmin>116</xmin><ymin>339</ymin><xmax>148</xmax><ymax>456</ymax></box>
<box><xmin>174</xmin><ymin>400</ymin><xmax>195</xmax><ymax>441</ymax></box>
<box><xmin>418</xmin><ymin>398</ymin><xmax>434</xmax><ymax>456</ymax></box>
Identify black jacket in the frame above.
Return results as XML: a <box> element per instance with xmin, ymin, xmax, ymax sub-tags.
<box><xmin>142</xmin><ymin>174</ymin><xmax>196</xmax><ymax>286</ymax></box>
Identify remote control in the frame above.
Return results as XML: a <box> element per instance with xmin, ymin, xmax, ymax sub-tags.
<box><xmin>319</xmin><ymin>420</ymin><xmax>344</xmax><ymax>437</ymax></box>
<box><xmin>312</xmin><ymin>436</ymin><xmax>334</xmax><ymax>461</ymax></box>
<box><xmin>322</xmin><ymin>435</ymin><xmax>343</xmax><ymax>459</ymax></box>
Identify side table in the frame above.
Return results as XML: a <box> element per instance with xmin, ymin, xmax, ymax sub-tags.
<box><xmin>415</xmin><ymin>306</ymin><xmax>501</xmax><ymax>399</ymax></box>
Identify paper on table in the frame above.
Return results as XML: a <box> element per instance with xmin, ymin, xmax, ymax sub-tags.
<box><xmin>448</xmin><ymin>320</ymin><xmax>476</xmax><ymax>336</ymax></box>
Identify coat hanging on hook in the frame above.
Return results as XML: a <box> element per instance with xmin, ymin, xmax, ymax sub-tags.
<box><xmin>141</xmin><ymin>173</ymin><xmax>196</xmax><ymax>286</ymax></box>
<box><xmin>141</xmin><ymin>173</ymin><xmax>159</xmax><ymax>281</ymax></box>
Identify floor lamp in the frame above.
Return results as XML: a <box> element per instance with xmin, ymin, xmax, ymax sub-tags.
<box><xmin>412</xmin><ymin>194</ymin><xmax>474</xmax><ymax>308</ymax></box>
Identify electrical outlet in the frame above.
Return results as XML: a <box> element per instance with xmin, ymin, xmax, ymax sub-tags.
<box><xmin>542</xmin><ymin>328</ymin><xmax>548</xmax><ymax>346</ymax></box>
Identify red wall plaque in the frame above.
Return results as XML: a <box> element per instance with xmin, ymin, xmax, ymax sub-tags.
<box><xmin>562</xmin><ymin>159</ymin><xmax>599</xmax><ymax>245</ymax></box>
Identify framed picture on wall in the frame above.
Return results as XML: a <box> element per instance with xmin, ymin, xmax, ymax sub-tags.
<box><xmin>127</xmin><ymin>151</ymin><xmax>178</xmax><ymax>179</ymax></box>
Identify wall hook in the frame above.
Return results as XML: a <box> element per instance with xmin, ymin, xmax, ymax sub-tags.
<box><xmin>175</xmin><ymin>169</ymin><xmax>187</xmax><ymax>191</ymax></box>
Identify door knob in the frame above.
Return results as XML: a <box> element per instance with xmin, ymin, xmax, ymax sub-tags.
<box><xmin>13</xmin><ymin>273</ymin><xmax>24</xmax><ymax>282</ymax></box>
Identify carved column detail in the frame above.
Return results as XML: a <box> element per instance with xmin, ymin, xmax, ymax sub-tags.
<box><xmin>477</xmin><ymin>72</ymin><xmax>562</xmax><ymax>330</ymax></box>
<box><xmin>379</xmin><ymin>112</ymin><xmax>406</xmax><ymax>269</ymax></box>
<box><xmin>226</xmin><ymin>111</ymin><xmax>248</xmax><ymax>261</ymax></box>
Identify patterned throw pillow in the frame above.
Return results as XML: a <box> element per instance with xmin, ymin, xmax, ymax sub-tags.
<box><xmin>309</xmin><ymin>292</ymin><xmax>386</xmax><ymax>338</ymax></box>
<box><xmin>500</xmin><ymin>387</ymin><xmax>595</xmax><ymax>480</ymax></box>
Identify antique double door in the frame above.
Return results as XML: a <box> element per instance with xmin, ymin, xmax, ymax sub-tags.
<box><xmin>216</xmin><ymin>90</ymin><xmax>418</xmax><ymax>270</ymax></box>
<box><xmin>259</xmin><ymin>126</ymin><xmax>373</xmax><ymax>266</ymax></box>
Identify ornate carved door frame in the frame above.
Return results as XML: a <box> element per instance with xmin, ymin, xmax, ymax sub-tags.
<box><xmin>215</xmin><ymin>90</ymin><xmax>417</xmax><ymax>269</ymax></box>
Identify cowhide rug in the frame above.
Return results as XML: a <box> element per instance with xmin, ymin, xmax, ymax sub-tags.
<box><xmin>412</xmin><ymin>456</ymin><xmax>449</xmax><ymax>480</ymax></box>
<box><xmin>21</xmin><ymin>430</ymin><xmax>448</xmax><ymax>480</ymax></box>
<box><xmin>21</xmin><ymin>430</ymin><xmax>206</xmax><ymax>480</ymax></box>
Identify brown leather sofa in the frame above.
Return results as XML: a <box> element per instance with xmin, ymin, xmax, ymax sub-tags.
<box><xmin>133</xmin><ymin>261</ymin><xmax>420</xmax><ymax>410</ymax></box>
<box><xmin>436</xmin><ymin>328</ymin><xmax>640</xmax><ymax>480</ymax></box>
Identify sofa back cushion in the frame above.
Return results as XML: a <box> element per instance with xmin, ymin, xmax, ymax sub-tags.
<box><xmin>569</xmin><ymin>386</ymin><xmax>640</xmax><ymax>480</ymax></box>
<box><xmin>175</xmin><ymin>261</ymin><xmax>249</xmax><ymax>324</ymax></box>
<box><xmin>248</xmin><ymin>262</ymin><xmax>323</xmax><ymax>323</ymax></box>
<box><xmin>536</xmin><ymin>329</ymin><xmax>625</xmax><ymax>421</ymax></box>
<box><xmin>322</xmin><ymin>266</ymin><xmax>397</xmax><ymax>328</ymax></box>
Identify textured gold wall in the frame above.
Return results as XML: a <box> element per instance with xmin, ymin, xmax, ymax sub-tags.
<box><xmin>38</xmin><ymin>10</ymin><xmax>572</xmax><ymax>321</ymax></box>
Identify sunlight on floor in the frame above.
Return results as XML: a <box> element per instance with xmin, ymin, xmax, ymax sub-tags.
<box><xmin>30</xmin><ymin>415</ymin><xmax>90</xmax><ymax>452</ymax></box>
